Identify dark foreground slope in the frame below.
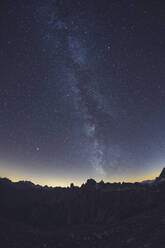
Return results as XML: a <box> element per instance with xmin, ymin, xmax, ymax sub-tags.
<box><xmin>1</xmin><ymin>177</ymin><xmax>165</xmax><ymax>248</ymax></box>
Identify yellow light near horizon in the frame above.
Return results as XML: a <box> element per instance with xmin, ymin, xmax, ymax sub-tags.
<box><xmin>0</xmin><ymin>170</ymin><xmax>161</xmax><ymax>187</ymax></box>
<box><xmin>0</xmin><ymin>162</ymin><xmax>163</xmax><ymax>187</ymax></box>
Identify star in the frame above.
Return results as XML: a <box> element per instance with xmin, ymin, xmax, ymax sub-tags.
<box><xmin>36</xmin><ymin>147</ymin><xmax>40</xmax><ymax>152</ymax></box>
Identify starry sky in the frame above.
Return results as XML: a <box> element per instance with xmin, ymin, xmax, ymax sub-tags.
<box><xmin>0</xmin><ymin>0</ymin><xmax>165</xmax><ymax>186</ymax></box>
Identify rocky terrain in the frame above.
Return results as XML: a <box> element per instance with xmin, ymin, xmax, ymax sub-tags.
<box><xmin>1</xmin><ymin>169</ymin><xmax>165</xmax><ymax>248</ymax></box>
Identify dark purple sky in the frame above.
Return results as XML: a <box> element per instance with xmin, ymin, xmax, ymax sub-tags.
<box><xmin>0</xmin><ymin>0</ymin><xmax>165</xmax><ymax>185</ymax></box>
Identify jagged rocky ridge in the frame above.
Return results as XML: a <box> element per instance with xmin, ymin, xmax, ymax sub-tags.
<box><xmin>1</xmin><ymin>168</ymin><xmax>165</xmax><ymax>248</ymax></box>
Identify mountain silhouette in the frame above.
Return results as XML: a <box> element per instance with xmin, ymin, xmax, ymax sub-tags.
<box><xmin>1</xmin><ymin>170</ymin><xmax>165</xmax><ymax>247</ymax></box>
<box><xmin>159</xmin><ymin>167</ymin><xmax>165</xmax><ymax>179</ymax></box>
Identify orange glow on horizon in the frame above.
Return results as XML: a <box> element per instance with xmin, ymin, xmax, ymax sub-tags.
<box><xmin>0</xmin><ymin>168</ymin><xmax>161</xmax><ymax>187</ymax></box>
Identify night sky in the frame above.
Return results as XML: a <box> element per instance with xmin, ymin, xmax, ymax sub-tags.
<box><xmin>1</xmin><ymin>0</ymin><xmax>165</xmax><ymax>186</ymax></box>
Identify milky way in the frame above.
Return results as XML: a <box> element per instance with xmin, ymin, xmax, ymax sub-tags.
<box><xmin>34</xmin><ymin>1</ymin><xmax>123</xmax><ymax>178</ymax></box>
<box><xmin>0</xmin><ymin>0</ymin><xmax>165</xmax><ymax>185</ymax></box>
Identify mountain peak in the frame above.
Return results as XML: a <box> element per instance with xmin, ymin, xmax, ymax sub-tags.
<box><xmin>159</xmin><ymin>167</ymin><xmax>165</xmax><ymax>179</ymax></box>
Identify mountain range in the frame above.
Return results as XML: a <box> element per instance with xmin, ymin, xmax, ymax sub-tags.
<box><xmin>1</xmin><ymin>168</ymin><xmax>165</xmax><ymax>248</ymax></box>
